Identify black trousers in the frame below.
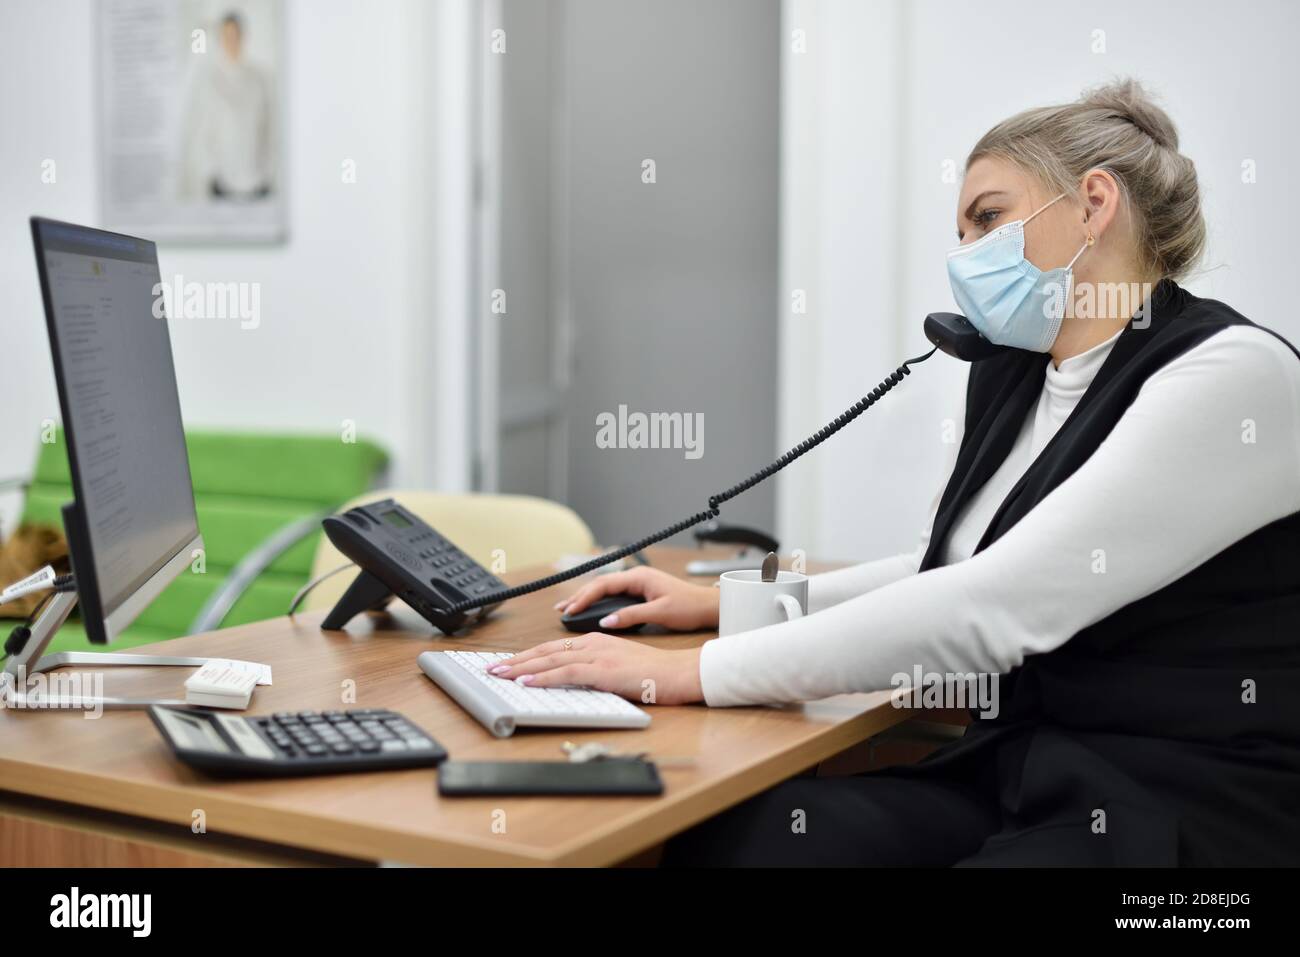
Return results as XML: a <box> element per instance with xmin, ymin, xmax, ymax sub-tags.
<box><xmin>660</xmin><ymin>768</ymin><xmax>1116</xmax><ymax>867</ymax></box>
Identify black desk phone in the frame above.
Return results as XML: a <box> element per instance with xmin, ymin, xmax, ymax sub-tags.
<box><xmin>319</xmin><ymin>312</ymin><xmax>1008</xmax><ymax>635</ymax></box>
<box><xmin>321</xmin><ymin>500</ymin><xmax>508</xmax><ymax>634</ymax></box>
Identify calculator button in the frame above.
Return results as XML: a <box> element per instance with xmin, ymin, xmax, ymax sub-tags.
<box><xmin>304</xmin><ymin>744</ymin><xmax>327</xmax><ymax>756</ymax></box>
<box><xmin>380</xmin><ymin>740</ymin><xmax>409</xmax><ymax>753</ymax></box>
<box><xmin>331</xmin><ymin>742</ymin><xmax>355</xmax><ymax>755</ymax></box>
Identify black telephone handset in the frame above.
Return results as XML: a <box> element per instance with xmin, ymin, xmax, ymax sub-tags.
<box><xmin>923</xmin><ymin>312</ymin><xmax>1011</xmax><ymax>362</ymax></box>
<box><xmin>320</xmin><ymin>312</ymin><xmax>1011</xmax><ymax>634</ymax></box>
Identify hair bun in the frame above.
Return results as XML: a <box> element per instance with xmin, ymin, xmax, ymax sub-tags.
<box><xmin>1082</xmin><ymin>78</ymin><xmax>1179</xmax><ymax>150</ymax></box>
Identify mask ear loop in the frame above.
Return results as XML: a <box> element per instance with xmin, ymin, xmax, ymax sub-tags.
<box><xmin>1023</xmin><ymin>192</ymin><xmax>1069</xmax><ymax>226</ymax></box>
<box><xmin>1057</xmin><ymin>226</ymin><xmax>1095</xmax><ymax>320</ymax></box>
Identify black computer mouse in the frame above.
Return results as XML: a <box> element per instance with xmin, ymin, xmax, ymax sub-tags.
<box><xmin>560</xmin><ymin>594</ymin><xmax>647</xmax><ymax>633</ymax></box>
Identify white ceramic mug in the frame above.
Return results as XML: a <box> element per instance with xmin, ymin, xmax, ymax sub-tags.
<box><xmin>718</xmin><ymin>569</ymin><xmax>808</xmax><ymax>637</ymax></box>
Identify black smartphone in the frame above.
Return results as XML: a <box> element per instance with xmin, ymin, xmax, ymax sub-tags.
<box><xmin>437</xmin><ymin>759</ymin><xmax>664</xmax><ymax>796</ymax></box>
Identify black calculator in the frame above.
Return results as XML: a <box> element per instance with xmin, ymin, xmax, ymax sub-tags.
<box><xmin>148</xmin><ymin>706</ymin><xmax>448</xmax><ymax>777</ymax></box>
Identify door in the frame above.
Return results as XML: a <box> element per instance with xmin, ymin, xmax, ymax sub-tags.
<box><xmin>481</xmin><ymin>0</ymin><xmax>781</xmax><ymax>548</ymax></box>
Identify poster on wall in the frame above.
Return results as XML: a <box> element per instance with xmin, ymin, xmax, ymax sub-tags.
<box><xmin>98</xmin><ymin>0</ymin><xmax>286</xmax><ymax>242</ymax></box>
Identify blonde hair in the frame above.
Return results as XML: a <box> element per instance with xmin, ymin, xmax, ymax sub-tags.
<box><xmin>968</xmin><ymin>78</ymin><xmax>1205</xmax><ymax>281</ymax></box>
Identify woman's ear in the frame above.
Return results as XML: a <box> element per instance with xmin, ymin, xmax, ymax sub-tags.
<box><xmin>1079</xmin><ymin>167</ymin><xmax>1122</xmax><ymax>238</ymax></box>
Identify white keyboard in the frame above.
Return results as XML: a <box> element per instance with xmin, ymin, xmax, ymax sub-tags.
<box><xmin>417</xmin><ymin>650</ymin><xmax>651</xmax><ymax>738</ymax></box>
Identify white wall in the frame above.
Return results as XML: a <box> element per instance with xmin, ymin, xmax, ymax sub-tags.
<box><xmin>0</xmin><ymin>0</ymin><xmax>476</xmax><ymax>534</ymax></box>
<box><xmin>780</xmin><ymin>0</ymin><xmax>1300</xmax><ymax>563</ymax></box>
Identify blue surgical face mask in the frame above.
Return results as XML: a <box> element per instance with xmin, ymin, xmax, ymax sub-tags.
<box><xmin>946</xmin><ymin>192</ymin><xmax>1092</xmax><ymax>352</ymax></box>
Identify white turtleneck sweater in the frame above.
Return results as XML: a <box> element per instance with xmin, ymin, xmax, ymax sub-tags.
<box><xmin>698</xmin><ymin>325</ymin><xmax>1300</xmax><ymax>707</ymax></box>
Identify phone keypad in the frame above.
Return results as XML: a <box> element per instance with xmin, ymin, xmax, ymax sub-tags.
<box><xmin>399</xmin><ymin>527</ymin><xmax>505</xmax><ymax>602</ymax></box>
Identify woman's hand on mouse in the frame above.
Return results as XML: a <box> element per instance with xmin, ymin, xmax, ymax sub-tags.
<box><xmin>553</xmin><ymin>566</ymin><xmax>720</xmax><ymax>631</ymax></box>
<box><xmin>489</xmin><ymin>635</ymin><xmax>704</xmax><ymax>705</ymax></box>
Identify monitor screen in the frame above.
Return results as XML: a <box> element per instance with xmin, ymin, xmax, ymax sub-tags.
<box><xmin>32</xmin><ymin>219</ymin><xmax>200</xmax><ymax>639</ymax></box>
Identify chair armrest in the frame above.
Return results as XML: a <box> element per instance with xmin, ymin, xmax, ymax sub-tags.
<box><xmin>190</xmin><ymin>512</ymin><xmax>327</xmax><ymax>634</ymax></box>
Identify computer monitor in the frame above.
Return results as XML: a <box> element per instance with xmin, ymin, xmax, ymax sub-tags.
<box><xmin>30</xmin><ymin>217</ymin><xmax>203</xmax><ymax>646</ymax></box>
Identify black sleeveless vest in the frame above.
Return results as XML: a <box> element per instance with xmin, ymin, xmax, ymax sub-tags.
<box><xmin>901</xmin><ymin>280</ymin><xmax>1300</xmax><ymax>866</ymax></box>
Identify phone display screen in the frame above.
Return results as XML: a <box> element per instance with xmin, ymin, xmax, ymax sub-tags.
<box><xmin>382</xmin><ymin>510</ymin><xmax>414</xmax><ymax>529</ymax></box>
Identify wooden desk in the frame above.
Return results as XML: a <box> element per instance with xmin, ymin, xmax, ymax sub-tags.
<box><xmin>0</xmin><ymin>547</ymin><xmax>912</xmax><ymax>866</ymax></box>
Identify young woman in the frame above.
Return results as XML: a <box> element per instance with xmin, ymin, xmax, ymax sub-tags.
<box><xmin>491</xmin><ymin>80</ymin><xmax>1300</xmax><ymax>866</ymax></box>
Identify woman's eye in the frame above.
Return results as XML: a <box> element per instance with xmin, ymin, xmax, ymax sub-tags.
<box><xmin>973</xmin><ymin>208</ymin><xmax>1000</xmax><ymax>229</ymax></box>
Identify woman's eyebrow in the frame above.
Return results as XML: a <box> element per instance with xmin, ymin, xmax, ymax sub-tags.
<box><xmin>962</xmin><ymin>190</ymin><xmax>1010</xmax><ymax>223</ymax></box>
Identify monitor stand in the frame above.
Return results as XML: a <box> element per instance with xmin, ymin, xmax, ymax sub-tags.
<box><xmin>1</xmin><ymin>592</ymin><xmax>219</xmax><ymax>711</ymax></box>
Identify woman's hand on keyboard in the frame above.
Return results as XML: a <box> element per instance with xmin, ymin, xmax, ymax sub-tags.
<box><xmin>489</xmin><ymin>635</ymin><xmax>704</xmax><ymax>705</ymax></box>
<box><xmin>553</xmin><ymin>567</ymin><xmax>720</xmax><ymax>631</ymax></box>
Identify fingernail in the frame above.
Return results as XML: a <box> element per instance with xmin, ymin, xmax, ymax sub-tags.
<box><xmin>489</xmin><ymin>664</ymin><xmax>510</xmax><ymax>675</ymax></box>
<box><xmin>553</xmin><ymin>600</ymin><xmax>567</xmax><ymax>610</ymax></box>
<box><xmin>599</xmin><ymin>614</ymin><xmax>619</xmax><ymax>628</ymax></box>
<box><xmin>515</xmin><ymin>675</ymin><xmax>535</xmax><ymax>686</ymax></box>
